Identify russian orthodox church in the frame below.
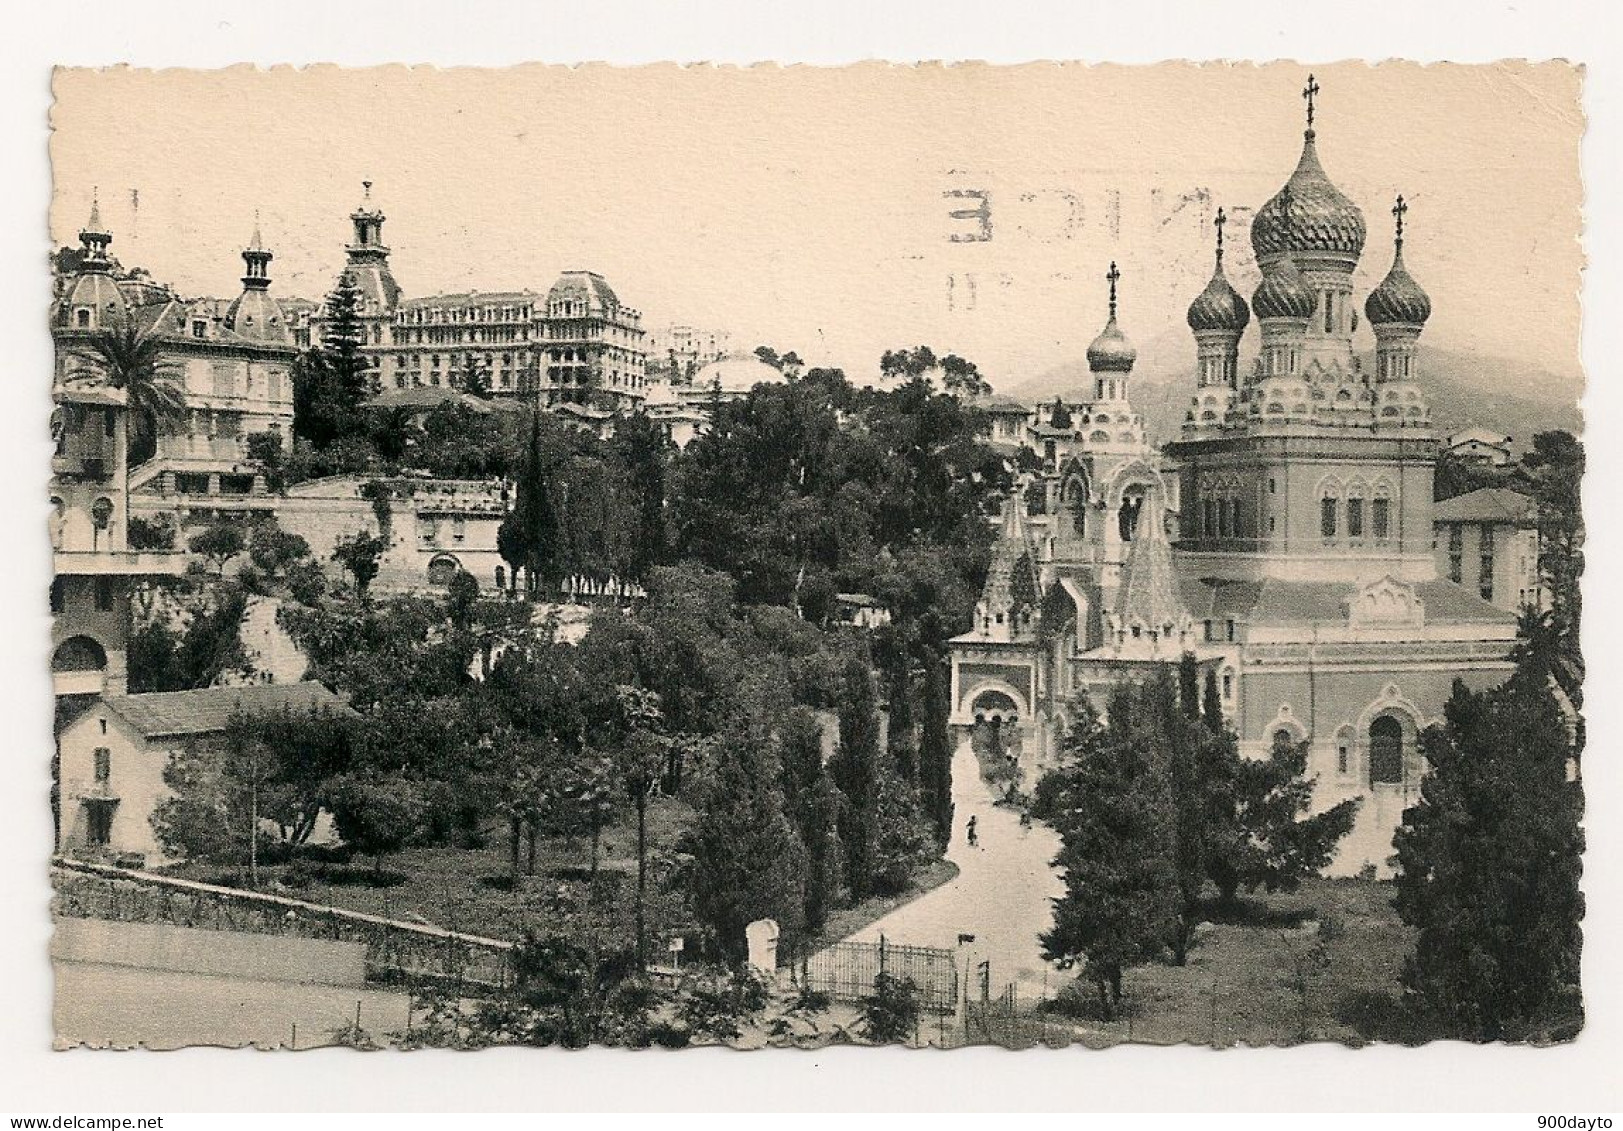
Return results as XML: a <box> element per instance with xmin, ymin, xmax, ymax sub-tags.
<box><xmin>949</xmin><ymin>78</ymin><xmax>1520</xmax><ymax>874</ymax></box>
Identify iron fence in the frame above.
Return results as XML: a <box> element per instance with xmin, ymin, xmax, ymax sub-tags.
<box><xmin>801</xmin><ymin>935</ymin><xmax>958</xmax><ymax>1013</ymax></box>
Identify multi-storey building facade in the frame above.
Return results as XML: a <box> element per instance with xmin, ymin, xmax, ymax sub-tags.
<box><xmin>1432</xmin><ymin>487</ymin><xmax>1543</xmax><ymax>613</ymax></box>
<box><xmin>54</xmin><ymin>204</ymin><xmax>299</xmax><ymax>529</ymax></box>
<box><xmin>950</xmin><ymin>80</ymin><xmax>1521</xmax><ymax>875</ymax></box>
<box><xmin>302</xmin><ymin>185</ymin><xmax>648</xmax><ymax>410</ymax></box>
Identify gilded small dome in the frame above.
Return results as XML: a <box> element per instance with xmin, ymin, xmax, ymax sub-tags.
<box><xmin>1252</xmin><ymin>257</ymin><xmax>1316</xmax><ymax>321</ymax></box>
<box><xmin>1086</xmin><ymin>317</ymin><xmax>1137</xmax><ymax>373</ymax></box>
<box><xmin>1250</xmin><ymin>132</ymin><xmax>1366</xmax><ymax>269</ymax></box>
<box><xmin>1187</xmin><ymin>268</ymin><xmax>1251</xmax><ymax>334</ymax></box>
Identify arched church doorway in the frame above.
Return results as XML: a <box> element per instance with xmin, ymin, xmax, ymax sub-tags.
<box><xmin>1369</xmin><ymin>715</ymin><xmax>1404</xmax><ymax>786</ymax></box>
<box><xmin>969</xmin><ymin>689</ymin><xmax>1020</xmax><ymax>761</ymax></box>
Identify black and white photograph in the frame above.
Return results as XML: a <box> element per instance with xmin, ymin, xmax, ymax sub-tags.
<box><xmin>6</xmin><ymin>3</ymin><xmax>1621</xmax><ymax>1119</ymax></box>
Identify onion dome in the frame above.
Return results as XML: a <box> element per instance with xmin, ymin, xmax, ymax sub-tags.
<box><xmin>1250</xmin><ymin>77</ymin><xmax>1366</xmax><ymax>270</ymax></box>
<box><xmin>1251</xmin><ymin>255</ymin><xmax>1316</xmax><ymax>321</ymax></box>
<box><xmin>1365</xmin><ymin>195</ymin><xmax>1432</xmax><ymax>326</ymax></box>
<box><xmin>1086</xmin><ymin>262</ymin><xmax>1137</xmax><ymax>372</ymax></box>
<box><xmin>1187</xmin><ymin>208</ymin><xmax>1251</xmax><ymax>333</ymax></box>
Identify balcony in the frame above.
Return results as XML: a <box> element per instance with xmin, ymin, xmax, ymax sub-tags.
<box><xmin>53</xmin><ymin>549</ymin><xmax>188</xmax><ymax>577</ymax></box>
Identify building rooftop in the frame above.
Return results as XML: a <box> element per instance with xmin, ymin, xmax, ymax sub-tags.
<box><xmin>101</xmin><ymin>681</ymin><xmax>355</xmax><ymax>740</ymax></box>
<box><xmin>1432</xmin><ymin>487</ymin><xmax>1537</xmax><ymax>525</ymax></box>
<box><xmin>1176</xmin><ymin>574</ymin><xmax>1518</xmax><ymax>627</ymax></box>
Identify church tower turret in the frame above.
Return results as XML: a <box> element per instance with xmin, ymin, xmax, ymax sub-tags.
<box><xmin>1249</xmin><ymin>76</ymin><xmax>1366</xmax><ymax>375</ymax></box>
<box><xmin>1365</xmin><ymin>195</ymin><xmax>1432</xmax><ymax>384</ymax></box>
<box><xmin>1085</xmin><ymin>262</ymin><xmax>1137</xmax><ymax>404</ymax></box>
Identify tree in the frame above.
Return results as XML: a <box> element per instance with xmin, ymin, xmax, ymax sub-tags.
<box><xmin>610</xmin><ymin>412</ymin><xmax>670</xmax><ymax>580</ymax></box>
<box><xmin>320</xmin><ymin>271</ymin><xmax>371</xmax><ymax>408</ymax></box>
<box><xmin>917</xmin><ymin>659</ymin><xmax>955</xmax><ymax>848</ymax></box>
<box><xmin>1050</xmin><ymin>396</ymin><xmax>1073</xmax><ymax>430</ymax></box>
<box><xmin>292</xmin><ymin>272</ymin><xmax>372</xmax><ymax>449</ymax></box>
<box><xmin>153</xmin><ymin>703</ymin><xmax>358</xmax><ymax>875</ymax></box>
<box><xmin>498</xmin><ymin>412</ymin><xmax>559</xmax><ymax>594</ymax></box>
<box><xmin>1523</xmin><ymin>430</ymin><xmax>1584</xmax><ymax>678</ymax></box>
<box><xmin>327</xmin><ymin>771</ymin><xmax>427</xmax><ymax>879</ymax></box>
<box><xmin>247</xmin><ymin>518</ymin><xmax>312</xmax><ymax>584</ymax></box>
<box><xmin>332</xmin><ymin>530</ymin><xmax>387</xmax><ymax>599</ymax></box>
<box><xmin>245</xmin><ymin>431</ymin><xmax>290</xmax><ymax>494</ymax></box>
<box><xmin>868</xmin><ymin>767</ymin><xmax>935</xmax><ymax>896</ymax></box>
<box><xmin>127</xmin><ymin>514</ymin><xmax>176</xmax><ymax>551</ymax></box>
<box><xmin>1041</xmin><ymin>690</ymin><xmax>1180</xmax><ymax>1019</ymax></box>
<box><xmin>829</xmin><ymin>656</ymin><xmax>884</xmax><ymax>901</ymax></box>
<box><xmin>1205</xmin><ymin>736</ymin><xmax>1358</xmax><ymax>907</ymax></box>
<box><xmin>1392</xmin><ymin>673</ymin><xmax>1583</xmax><ymax>1040</ymax></box>
<box><xmin>685</xmin><ymin>724</ymin><xmax>807</xmax><ymax>965</ymax></box>
<box><xmin>779</xmin><ymin>709</ymin><xmax>842</xmax><ymax>932</ymax></box>
<box><xmin>188</xmin><ymin>521</ymin><xmax>246</xmax><ymax>576</ymax></box>
<box><xmin>446</xmin><ymin>568</ymin><xmax>480</xmax><ymax>630</ymax></box>
<box><xmin>70</xmin><ymin>325</ymin><xmax>187</xmax><ymax>465</ymax></box>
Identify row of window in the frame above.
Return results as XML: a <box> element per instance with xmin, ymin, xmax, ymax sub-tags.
<box><xmin>1319</xmin><ymin>495</ymin><xmax>1393</xmax><ymax>541</ymax></box>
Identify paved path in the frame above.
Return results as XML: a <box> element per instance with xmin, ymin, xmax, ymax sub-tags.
<box><xmin>54</xmin><ymin>960</ymin><xmax>413</xmax><ymax>1049</ymax></box>
<box><xmin>844</xmin><ymin>739</ymin><xmax>1065</xmax><ymax>994</ymax></box>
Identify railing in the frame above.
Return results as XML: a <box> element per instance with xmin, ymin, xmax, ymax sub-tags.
<box><xmin>800</xmin><ymin>936</ymin><xmax>958</xmax><ymax>1013</ymax></box>
<box><xmin>51</xmin><ymin>857</ymin><xmax>514</xmax><ymax>990</ymax></box>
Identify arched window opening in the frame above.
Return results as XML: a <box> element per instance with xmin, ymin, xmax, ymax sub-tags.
<box><xmin>1271</xmin><ymin>728</ymin><xmax>1296</xmax><ymax>757</ymax></box>
<box><xmin>1369</xmin><ymin>715</ymin><xmax>1404</xmax><ymax>785</ymax></box>
<box><xmin>1118</xmin><ymin>492</ymin><xmax>1144</xmax><ymax>542</ymax></box>
<box><xmin>53</xmin><ymin>635</ymin><xmax>107</xmax><ymax>673</ymax></box>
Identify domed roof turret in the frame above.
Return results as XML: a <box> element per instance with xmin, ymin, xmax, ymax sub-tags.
<box><xmin>1365</xmin><ymin>195</ymin><xmax>1432</xmax><ymax>327</ymax></box>
<box><xmin>1086</xmin><ymin>262</ymin><xmax>1137</xmax><ymax>373</ymax></box>
<box><xmin>55</xmin><ymin>192</ymin><xmax>129</xmax><ymax>331</ymax></box>
<box><xmin>1252</xmin><ymin>255</ymin><xmax>1316</xmax><ymax>321</ymax></box>
<box><xmin>1187</xmin><ymin>208</ymin><xmax>1251</xmax><ymax>334</ymax></box>
<box><xmin>1250</xmin><ymin>77</ymin><xmax>1366</xmax><ymax>271</ymax></box>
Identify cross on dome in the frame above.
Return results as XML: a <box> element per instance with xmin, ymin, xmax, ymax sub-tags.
<box><xmin>1106</xmin><ymin>261</ymin><xmax>1121</xmax><ymax>319</ymax></box>
<box><xmin>1392</xmin><ymin>194</ymin><xmax>1408</xmax><ymax>251</ymax></box>
<box><xmin>1214</xmin><ymin>207</ymin><xmax>1227</xmax><ymax>265</ymax></box>
<box><xmin>1303</xmin><ymin>74</ymin><xmax>1321</xmax><ymax>132</ymax></box>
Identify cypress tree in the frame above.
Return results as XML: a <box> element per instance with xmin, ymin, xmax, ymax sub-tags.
<box><xmin>830</xmin><ymin>656</ymin><xmax>884</xmax><ymax>901</ymax></box>
<box><xmin>498</xmin><ymin>411</ymin><xmax>558</xmax><ymax>594</ymax></box>
<box><xmin>779</xmin><ymin>708</ymin><xmax>841</xmax><ymax>932</ymax></box>
<box><xmin>917</xmin><ymin>657</ymin><xmax>955</xmax><ymax>848</ymax></box>
<box><xmin>1202</xmin><ymin>668</ymin><xmax>1224</xmax><ymax>735</ymax></box>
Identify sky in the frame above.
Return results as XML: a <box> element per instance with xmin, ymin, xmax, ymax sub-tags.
<box><xmin>49</xmin><ymin>62</ymin><xmax>1584</xmax><ymax>389</ymax></box>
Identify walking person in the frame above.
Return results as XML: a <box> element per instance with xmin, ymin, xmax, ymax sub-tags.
<box><xmin>966</xmin><ymin>814</ymin><xmax>979</xmax><ymax>848</ymax></box>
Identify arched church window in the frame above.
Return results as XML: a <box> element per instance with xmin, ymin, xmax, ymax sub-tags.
<box><xmin>1346</xmin><ymin>485</ymin><xmax>1365</xmax><ymax>541</ymax></box>
<box><xmin>1372</xmin><ymin>485</ymin><xmax>1392</xmax><ymax>542</ymax></box>
<box><xmin>1203</xmin><ymin>496</ymin><xmax>1217</xmax><ymax>538</ymax></box>
<box><xmin>1369</xmin><ymin>716</ymin><xmax>1404</xmax><ymax>785</ymax></box>
<box><xmin>1271</xmin><ymin>729</ymin><xmax>1296</xmax><ymax>757</ymax></box>
<box><xmin>1320</xmin><ymin>490</ymin><xmax>1339</xmax><ymax>540</ymax></box>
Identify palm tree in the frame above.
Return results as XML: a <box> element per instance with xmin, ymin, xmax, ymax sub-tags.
<box><xmin>72</xmin><ymin>325</ymin><xmax>187</xmax><ymax>466</ymax></box>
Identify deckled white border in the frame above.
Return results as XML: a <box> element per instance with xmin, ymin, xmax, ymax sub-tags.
<box><xmin>3</xmin><ymin>0</ymin><xmax>1619</xmax><ymax>1116</ymax></box>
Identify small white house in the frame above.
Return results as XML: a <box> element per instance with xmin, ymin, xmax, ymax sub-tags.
<box><xmin>57</xmin><ymin>681</ymin><xmax>353</xmax><ymax>866</ymax></box>
<box><xmin>1446</xmin><ymin>427</ymin><xmax>1515</xmax><ymax>468</ymax></box>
